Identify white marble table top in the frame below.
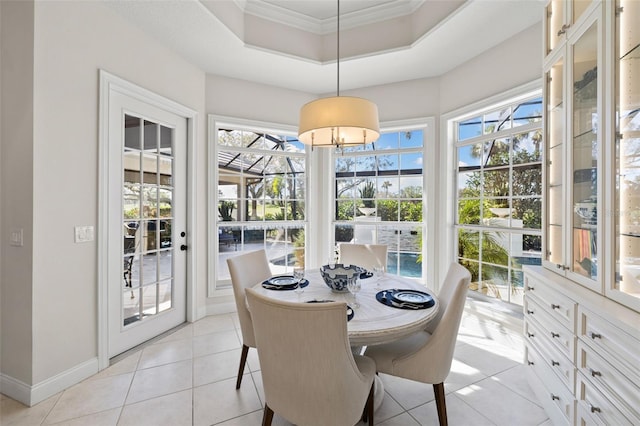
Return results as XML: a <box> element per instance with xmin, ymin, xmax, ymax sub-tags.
<box><xmin>253</xmin><ymin>268</ymin><xmax>440</xmax><ymax>346</ymax></box>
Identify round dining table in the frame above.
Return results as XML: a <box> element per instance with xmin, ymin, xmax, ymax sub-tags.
<box><xmin>252</xmin><ymin>267</ymin><xmax>440</xmax><ymax>410</ymax></box>
<box><xmin>253</xmin><ymin>268</ymin><xmax>440</xmax><ymax>346</ymax></box>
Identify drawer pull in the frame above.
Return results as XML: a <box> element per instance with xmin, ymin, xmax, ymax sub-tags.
<box><xmin>527</xmin><ymin>332</ymin><xmax>534</xmax><ymax>338</ymax></box>
<box><xmin>551</xmin><ymin>332</ymin><xmax>559</xmax><ymax>338</ymax></box>
<box><xmin>527</xmin><ymin>310</ymin><xmax>534</xmax><ymax>315</ymax></box>
<box><xmin>551</xmin><ymin>304</ymin><xmax>560</xmax><ymax>309</ymax></box>
<box><xmin>551</xmin><ymin>394</ymin><xmax>559</xmax><ymax>401</ymax></box>
<box><xmin>551</xmin><ymin>360</ymin><xmax>560</xmax><ymax>366</ymax></box>
<box><xmin>590</xmin><ymin>405</ymin><xmax>601</xmax><ymax>414</ymax></box>
<box><xmin>590</xmin><ymin>369</ymin><xmax>602</xmax><ymax>377</ymax></box>
<box><xmin>590</xmin><ymin>332</ymin><xmax>602</xmax><ymax>339</ymax></box>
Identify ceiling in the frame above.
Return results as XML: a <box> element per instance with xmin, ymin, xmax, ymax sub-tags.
<box><xmin>104</xmin><ymin>0</ymin><xmax>544</xmax><ymax>94</ymax></box>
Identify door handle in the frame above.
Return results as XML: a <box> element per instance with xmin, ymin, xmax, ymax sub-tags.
<box><xmin>180</xmin><ymin>244</ymin><xmax>188</xmax><ymax>251</ymax></box>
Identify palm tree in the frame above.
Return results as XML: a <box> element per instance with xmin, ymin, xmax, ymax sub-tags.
<box><xmin>382</xmin><ymin>180</ymin><xmax>392</xmax><ymax>197</ymax></box>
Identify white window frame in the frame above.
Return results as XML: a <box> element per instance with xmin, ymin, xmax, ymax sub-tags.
<box><xmin>208</xmin><ymin>115</ymin><xmax>309</xmax><ymax>297</ymax></box>
<box><xmin>441</xmin><ymin>81</ymin><xmax>543</xmax><ymax>304</ymax></box>
<box><xmin>328</xmin><ymin>118</ymin><xmax>437</xmax><ymax>286</ymax></box>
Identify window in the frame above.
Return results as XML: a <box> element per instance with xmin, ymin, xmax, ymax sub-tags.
<box><xmin>455</xmin><ymin>95</ymin><xmax>543</xmax><ymax>305</ymax></box>
<box><xmin>211</xmin><ymin>120</ymin><xmax>307</xmax><ymax>290</ymax></box>
<box><xmin>333</xmin><ymin>128</ymin><xmax>427</xmax><ymax>278</ymax></box>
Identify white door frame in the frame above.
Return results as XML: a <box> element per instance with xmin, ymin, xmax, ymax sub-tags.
<box><xmin>97</xmin><ymin>70</ymin><xmax>197</xmax><ymax>370</ymax></box>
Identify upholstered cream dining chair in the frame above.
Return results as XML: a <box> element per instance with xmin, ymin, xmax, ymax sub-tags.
<box><xmin>363</xmin><ymin>262</ymin><xmax>471</xmax><ymax>426</ymax></box>
<box><xmin>245</xmin><ymin>288</ymin><xmax>376</xmax><ymax>426</ymax></box>
<box><xmin>227</xmin><ymin>249</ymin><xmax>272</xmax><ymax>389</ymax></box>
<box><xmin>339</xmin><ymin>243</ymin><xmax>388</xmax><ymax>271</ymax></box>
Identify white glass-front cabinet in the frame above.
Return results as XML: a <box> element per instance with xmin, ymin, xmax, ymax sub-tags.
<box><xmin>527</xmin><ymin>3</ymin><xmax>640</xmax><ymax>424</ymax></box>
<box><xmin>543</xmin><ymin>6</ymin><xmax>602</xmax><ymax>293</ymax></box>
<box><xmin>613</xmin><ymin>0</ymin><xmax>640</xmax><ymax>311</ymax></box>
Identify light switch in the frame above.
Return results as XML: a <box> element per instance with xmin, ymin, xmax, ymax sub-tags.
<box><xmin>10</xmin><ymin>228</ymin><xmax>23</xmax><ymax>246</ymax></box>
<box><xmin>74</xmin><ymin>226</ymin><xmax>95</xmax><ymax>243</ymax></box>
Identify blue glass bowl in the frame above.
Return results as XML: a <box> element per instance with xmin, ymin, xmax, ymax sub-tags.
<box><xmin>319</xmin><ymin>264</ymin><xmax>364</xmax><ymax>293</ymax></box>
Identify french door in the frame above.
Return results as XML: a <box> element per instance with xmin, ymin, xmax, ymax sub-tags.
<box><xmin>107</xmin><ymin>90</ymin><xmax>187</xmax><ymax>357</ymax></box>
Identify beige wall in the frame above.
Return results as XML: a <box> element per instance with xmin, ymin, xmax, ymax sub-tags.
<box><xmin>0</xmin><ymin>0</ymin><xmax>206</xmax><ymax>395</ymax></box>
<box><xmin>440</xmin><ymin>23</ymin><xmax>542</xmax><ymax>114</ymax></box>
<box><xmin>1</xmin><ymin>0</ymin><xmax>35</xmax><ymax>386</ymax></box>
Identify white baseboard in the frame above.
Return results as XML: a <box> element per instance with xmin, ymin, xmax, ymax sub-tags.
<box><xmin>1</xmin><ymin>357</ymin><xmax>99</xmax><ymax>407</ymax></box>
<box><xmin>205</xmin><ymin>301</ymin><xmax>236</xmax><ymax>316</ymax></box>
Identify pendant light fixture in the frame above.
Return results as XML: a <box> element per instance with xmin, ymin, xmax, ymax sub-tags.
<box><xmin>297</xmin><ymin>0</ymin><xmax>380</xmax><ymax>150</ymax></box>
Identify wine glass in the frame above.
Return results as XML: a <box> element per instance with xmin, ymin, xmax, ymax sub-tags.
<box><xmin>293</xmin><ymin>267</ymin><xmax>305</xmax><ymax>294</ymax></box>
<box><xmin>347</xmin><ymin>276</ymin><xmax>361</xmax><ymax>308</ymax></box>
<box><xmin>373</xmin><ymin>265</ymin><xmax>385</xmax><ymax>288</ymax></box>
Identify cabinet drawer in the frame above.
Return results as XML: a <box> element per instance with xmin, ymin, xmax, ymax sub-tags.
<box><xmin>525</xmin><ymin>296</ymin><xmax>575</xmax><ymax>361</ymax></box>
<box><xmin>576</xmin><ymin>373</ymin><xmax>637</xmax><ymax>426</ymax></box>
<box><xmin>524</xmin><ymin>276</ymin><xmax>576</xmax><ymax>332</ymax></box>
<box><xmin>577</xmin><ymin>340</ymin><xmax>640</xmax><ymax>422</ymax></box>
<box><xmin>526</xmin><ymin>319</ymin><xmax>575</xmax><ymax>391</ymax></box>
<box><xmin>578</xmin><ymin>306</ymin><xmax>640</xmax><ymax>377</ymax></box>
<box><xmin>525</xmin><ymin>345</ymin><xmax>574</xmax><ymax>425</ymax></box>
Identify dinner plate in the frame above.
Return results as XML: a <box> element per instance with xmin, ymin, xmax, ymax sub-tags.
<box><xmin>268</xmin><ymin>276</ymin><xmax>298</xmax><ymax>286</ymax></box>
<box><xmin>392</xmin><ymin>290</ymin><xmax>433</xmax><ymax>304</ymax></box>
<box><xmin>262</xmin><ymin>275</ymin><xmax>309</xmax><ymax>290</ymax></box>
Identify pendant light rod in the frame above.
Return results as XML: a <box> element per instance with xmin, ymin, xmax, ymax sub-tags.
<box><xmin>336</xmin><ymin>0</ymin><xmax>340</xmax><ymax>97</ymax></box>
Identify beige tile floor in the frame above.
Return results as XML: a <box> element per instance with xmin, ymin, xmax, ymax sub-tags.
<box><xmin>1</xmin><ymin>298</ymin><xmax>551</xmax><ymax>426</ymax></box>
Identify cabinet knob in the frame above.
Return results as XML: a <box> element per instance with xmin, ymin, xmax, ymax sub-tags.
<box><xmin>527</xmin><ymin>360</ymin><xmax>534</xmax><ymax>366</ymax></box>
<box><xmin>590</xmin><ymin>405</ymin><xmax>601</xmax><ymax>413</ymax></box>
<box><xmin>590</xmin><ymin>332</ymin><xmax>602</xmax><ymax>339</ymax></box>
<box><xmin>551</xmin><ymin>394</ymin><xmax>560</xmax><ymax>401</ymax></box>
<box><xmin>527</xmin><ymin>309</ymin><xmax>534</xmax><ymax>315</ymax></box>
<box><xmin>527</xmin><ymin>332</ymin><xmax>534</xmax><ymax>338</ymax></box>
<box><xmin>526</xmin><ymin>286</ymin><xmax>534</xmax><ymax>291</ymax></box>
<box><xmin>551</xmin><ymin>360</ymin><xmax>560</xmax><ymax>366</ymax></box>
<box><xmin>551</xmin><ymin>332</ymin><xmax>560</xmax><ymax>338</ymax></box>
<box><xmin>551</xmin><ymin>304</ymin><xmax>560</xmax><ymax>310</ymax></box>
<box><xmin>590</xmin><ymin>369</ymin><xmax>602</xmax><ymax>377</ymax></box>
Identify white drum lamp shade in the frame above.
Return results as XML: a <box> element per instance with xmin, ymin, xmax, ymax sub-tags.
<box><xmin>298</xmin><ymin>96</ymin><xmax>379</xmax><ymax>148</ymax></box>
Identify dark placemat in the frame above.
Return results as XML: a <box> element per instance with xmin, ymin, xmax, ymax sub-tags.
<box><xmin>375</xmin><ymin>289</ymin><xmax>434</xmax><ymax>310</ymax></box>
<box><xmin>306</xmin><ymin>299</ymin><xmax>354</xmax><ymax>321</ymax></box>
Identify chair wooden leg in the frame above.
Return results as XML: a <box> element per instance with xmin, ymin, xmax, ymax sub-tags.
<box><xmin>262</xmin><ymin>404</ymin><xmax>274</xmax><ymax>426</ymax></box>
<box><xmin>236</xmin><ymin>344</ymin><xmax>250</xmax><ymax>389</ymax></box>
<box><xmin>433</xmin><ymin>382</ymin><xmax>448</xmax><ymax>426</ymax></box>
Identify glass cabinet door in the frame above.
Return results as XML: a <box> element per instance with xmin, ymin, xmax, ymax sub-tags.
<box><xmin>570</xmin><ymin>20</ymin><xmax>599</xmax><ymax>281</ymax></box>
<box><xmin>546</xmin><ymin>0</ymin><xmax>595</xmax><ymax>56</ymax></box>
<box><xmin>546</xmin><ymin>0</ymin><xmax>566</xmax><ymax>54</ymax></box>
<box><xmin>545</xmin><ymin>55</ymin><xmax>566</xmax><ymax>268</ymax></box>
<box><xmin>615</xmin><ymin>0</ymin><xmax>640</xmax><ymax>302</ymax></box>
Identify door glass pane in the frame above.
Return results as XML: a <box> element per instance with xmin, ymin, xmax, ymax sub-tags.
<box><xmin>125</xmin><ymin>115</ymin><xmax>141</xmax><ymax>150</ymax></box>
<box><xmin>122</xmin><ymin>114</ymin><xmax>175</xmax><ymax>327</ymax></box>
<box><xmin>572</xmin><ymin>22</ymin><xmax>598</xmax><ymax>279</ymax></box>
